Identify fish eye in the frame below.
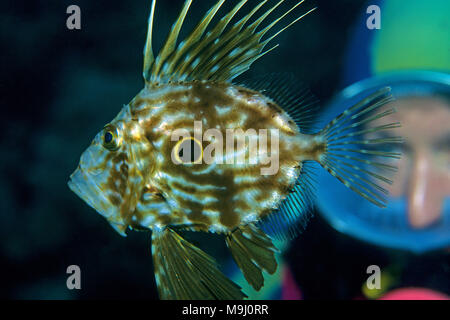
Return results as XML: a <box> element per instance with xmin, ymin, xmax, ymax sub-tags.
<box><xmin>104</xmin><ymin>132</ymin><xmax>113</xmax><ymax>144</ymax></box>
<box><xmin>102</xmin><ymin>125</ymin><xmax>120</xmax><ymax>151</ymax></box>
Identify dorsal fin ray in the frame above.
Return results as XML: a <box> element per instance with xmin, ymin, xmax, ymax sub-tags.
<box><xmin>197</xmin><ymin>0</ymin><xmax>298</xmax><ymax>81</ymax></box>
<box><xmin>186</xmin><ymin>0</ymin><xmax>277</xmax><ymax>80</ymax></box>
<box><xmin>143</xmin><ymin>0</ymin><xmax>317</xmax><ymax>84</ymax></box>
<box><xmin>151</xmin><ymin>0</ymin><xmax>193</xmax><ymax>79</ymax></box>
<box><xmin>165</xmin><ymin>0</ymin><xmax>227</xmax><ymax>78</ymax></box>
<box><xmin>143</xmin><ymin>0</ymin><xmax>157</xmax><ymax>81</ymax></box>
<box><xmin>172</xmin><ymin>0</ymin><xmax>253</xmax><ymax>81</ymax></box>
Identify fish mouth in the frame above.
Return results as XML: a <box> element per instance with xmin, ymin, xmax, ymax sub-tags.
<box><xmin>68</xmin><ymin>167</ymin><xmax>114</xmax><ymax>218</ymax></box>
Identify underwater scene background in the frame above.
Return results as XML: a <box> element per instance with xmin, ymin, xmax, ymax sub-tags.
<box><xmin>1</xmin><ymin>0</ymin><xmax>448</xmax><ymax>299</ymax></box>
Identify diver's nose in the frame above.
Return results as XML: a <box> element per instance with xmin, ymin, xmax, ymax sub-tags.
<box><xmin>408</xmin><ymin>151</ymin><xmax>442</xmax><ymax>228</ymax></box>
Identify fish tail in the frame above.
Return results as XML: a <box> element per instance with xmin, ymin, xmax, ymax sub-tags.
<box><xmin>308</xmin><ymin>87</ymin><xmax>402</xmax><ymax>208</ymax></box>
<box><xmin>151</xmin><ymin>227</ymin><xmax>246</xmax><ymax>300</ymax></box>
<box><xmin>226</xmin><ymin>223</ymin><xmax>278</xmax><ymax>291</ymax></box>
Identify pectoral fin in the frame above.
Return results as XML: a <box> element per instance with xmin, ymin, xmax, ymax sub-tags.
<box><xmin>151</xmin><ymin>227</ymin><xmax>246</xmax><ymax>300</ymax></box>
<box><xmin>226</xmin><ymin>223</ymin><xmax>278</xmax><ymax>291</ymax></box>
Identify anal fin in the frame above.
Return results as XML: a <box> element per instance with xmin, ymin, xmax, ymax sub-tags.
<box><xmin>152</xmin><ymin>227</ymin><xmax>246</xmax><ymax>300</ymax></box>
<box><xmin>226</xmin><ymin>223</ymin><xmax>278</xmax><ymax>291</ymax></box>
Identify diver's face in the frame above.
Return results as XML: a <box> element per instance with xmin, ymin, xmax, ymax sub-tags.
<box><xmin>373</xmin><ymin>96</ymin><xmax>450</xmax><ymax>228</ymax></box>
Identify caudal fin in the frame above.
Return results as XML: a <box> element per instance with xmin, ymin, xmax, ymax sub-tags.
<box><xmin>317</xmin><ymin>87</ymin><xmax>402</xmax><ymax>208</ymax></box>
<box><xmin>226</xmin><ymin>223</ymin><xmax>278</xmax><ymax>291</ymax></box>
<box><xmin>152</xmin><ymin>228</ymin><xmax>246</xmax><ymax>300</ymax></box>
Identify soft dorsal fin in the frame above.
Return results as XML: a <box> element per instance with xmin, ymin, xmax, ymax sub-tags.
<box><xmin>238</xmin><ymin>73</ymin><xmax>320</xmax><ymax>134</ymax></box>
<box><xmin>143</xmin><ymin>0</ymin><xmax>316</xmax><ymax>84</ymax></box>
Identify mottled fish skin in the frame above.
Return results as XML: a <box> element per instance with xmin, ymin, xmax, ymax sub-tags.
<box><xmin>128</xmin><ymin>81</ymin><xmax>309</xmax><ymax>233</ymax></box>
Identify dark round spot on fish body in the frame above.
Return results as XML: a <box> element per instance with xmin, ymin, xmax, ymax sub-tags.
<box><xmin>165</xmin><ymin>142</ymin><xmax>211</xmax><ymax>177</ymax></box>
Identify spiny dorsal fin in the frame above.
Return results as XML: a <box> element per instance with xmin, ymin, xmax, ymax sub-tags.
<box><xmin>143</xmin><ymin>0</ymin><xmax>316</xmax><ymax>84</ymax></box>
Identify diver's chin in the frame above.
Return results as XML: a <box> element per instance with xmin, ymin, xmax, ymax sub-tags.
<box><xmin>68</xmin><ymin>167</ymin><xmax>114</xmax><ymax>219</ymax></box>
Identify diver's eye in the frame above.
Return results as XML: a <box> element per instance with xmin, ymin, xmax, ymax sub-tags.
<box><xmin>102</xmin><ymin>125</ymin><xmax>120</xmax><ymax>151</ymax></box>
